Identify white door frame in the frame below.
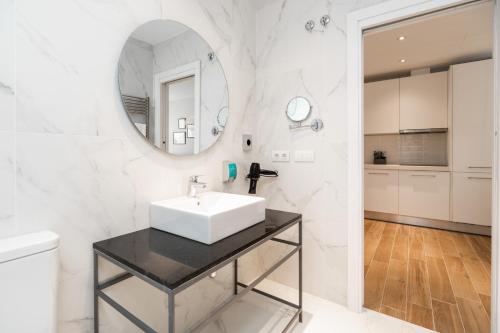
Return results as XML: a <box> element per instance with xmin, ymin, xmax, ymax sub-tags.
<box><xmin>154</xmin><ymin>61</ymin><xmax>201</xmax><ymax>153</ymax></box>
<box><xmin>346</xmin><ymin>0</ymin><xmax>500</xmax><ymax>330</ymax></box>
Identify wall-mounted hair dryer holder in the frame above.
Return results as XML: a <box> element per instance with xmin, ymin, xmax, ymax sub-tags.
<box><xmin>246</xmin><ymin>163</ymin><xmax>278</xmax><ymax>194</ymax></box>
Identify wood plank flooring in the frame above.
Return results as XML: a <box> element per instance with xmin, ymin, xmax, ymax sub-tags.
<box><xmin>364</xmin><ymin>219</ymin><xmax>491</xmax><ymax>333</ymax></box>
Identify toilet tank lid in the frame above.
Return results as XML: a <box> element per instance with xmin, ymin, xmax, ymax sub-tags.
<box><xmin>0</xmin><ymin>231</ymin><xmax>59</xmax><ymax>263</ymax></box>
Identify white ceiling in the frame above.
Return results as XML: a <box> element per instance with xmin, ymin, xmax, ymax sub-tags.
<box><xmin>132</xmin><ymin>20</ymin><xmax>189</xmax><ymax>46</ymax></box>
<box><xmin>364</xmin><ymin>1</ymin><xmax>493</xmax><ymax>80</ymax></box>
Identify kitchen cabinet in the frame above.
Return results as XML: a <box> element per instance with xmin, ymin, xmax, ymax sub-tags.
<box><xmin>452</xmin><ymin>59</ymin><xmax>493</xmax><ymax>173</ymax></box>
<box><xmin>364</xmin><ymin>169</ymin><xmax>398</xmax><ymax>214</ymax></box>
<box><xmin>399</xmin><ymin>170</ymin><xmax>450</xmax><ymax>221</ymax></box>
<box><xmin>364</xmin><ymin>79</ymin><xmax>400</xmax><ymax>134</ymax></box>
<box><xmin>400</xmin><ymin>72</ymin><xmax>448</xmax><ymax>131</ymax></box>
<box><xmin>452</xmin><ymin>172</ymin><xmax>491</xmax><ymax>226</ymax></box>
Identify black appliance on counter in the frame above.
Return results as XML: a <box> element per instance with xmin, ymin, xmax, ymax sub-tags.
<box><xmin>373</xmin><ymin>151</ymin><xmax>387</xmax><ymax>164</ymax></box>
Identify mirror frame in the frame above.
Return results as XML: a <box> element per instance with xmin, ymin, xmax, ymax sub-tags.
<box><xmin>285</xmin><ymin>96</ymin><xmax>312</xmax><ymax>123</ymax></box>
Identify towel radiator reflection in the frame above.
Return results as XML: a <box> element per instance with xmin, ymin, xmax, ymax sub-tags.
<box><xmin>122</xmin><ymin>95</ymin><xmax>150</xmax><ymax>139</ymax></box>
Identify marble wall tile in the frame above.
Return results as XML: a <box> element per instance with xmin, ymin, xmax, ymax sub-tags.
<box><xmin>15</xmin><ymin>133</ymin><xmax>169</xmax><ymax>332</ymax></box>
<box><xmin>16</xmin><ymin>0</ymin><xmax>136</xmax><ymax>136</ymax></box>
<box><xmin>0</xmin><ymin>0</ymin><xmax>16</xmax><ymax>237</ymax></box>
<box><xmin>0</xmin><ymin>0</ymin><xmax>15</xmax><ymax>132</ymax></box>
<box><xmin>0</xmin><ymin>132</ymin><xmax>16</xmax><ymax>237</ymax></box>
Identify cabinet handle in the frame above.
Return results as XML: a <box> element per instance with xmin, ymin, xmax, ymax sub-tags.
<box><xmin>467</xmin><ymin>176</ymin><xmax>492</xmax><ymax>180</ymax></box>
<box><xmin>411</xmin><ymin>174</ymin><xmax>436</xmax><ymax>177</ymax></box>
<box><xmin>468</xmin><ymin>166</ymin><xmax>492</xmax><ymax>169</ymax></box>
<box><xmin>368</xmin><ymin>172</ymin><xmax>389</xmax><ymax>175</ymax></box>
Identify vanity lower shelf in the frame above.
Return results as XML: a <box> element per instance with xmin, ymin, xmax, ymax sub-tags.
<box><xmin>92</xmin><ymin>209</ymin><xmax>303</xmax><ymax>333</ymax></box>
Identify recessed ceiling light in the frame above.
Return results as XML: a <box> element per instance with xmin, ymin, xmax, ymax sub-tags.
<box><xmin>400</xmin><ymin>59</ymin><xmax>406</xmax><ymax>63</ymax></box>
<box><xmin>398</xmin><ymin>36</ymin><xmax>406</xmax><ymax>41</ymax></box>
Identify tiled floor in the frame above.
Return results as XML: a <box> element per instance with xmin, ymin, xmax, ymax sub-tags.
<box><xmin>364</xmin><ymin>219</ymin><xmax>491</xmax><ymax>333</ymax></box>
<box><xmin>102</xmin><ymin>274</ymin><xmax>433</xmax><ymax>333</ymax></box>
<box><xmin>202</xmin><ymin>279</ymin><xmax>434</xmax><ymax>333</ymax></box>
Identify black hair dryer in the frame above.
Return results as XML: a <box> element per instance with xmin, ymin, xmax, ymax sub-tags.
<box><xmin>246</xmin><ymin>163</ymin><xmax>278</xmax><ymax>194</ymax></box>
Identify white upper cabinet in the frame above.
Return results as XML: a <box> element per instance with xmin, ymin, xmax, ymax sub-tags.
<box><xmin>364</xmin><ymin>79</ymin><xmax>400</xmax><ymax>134</ymax></box>
<box><xmin>452</xmin><ymin>59</ymin><xmax>493</xmax><ymax>173</ymax></box>
<box><xmin>400</xmin><ymin>72</ymin><xmax>448</xmax><ymax>130</ymax></box>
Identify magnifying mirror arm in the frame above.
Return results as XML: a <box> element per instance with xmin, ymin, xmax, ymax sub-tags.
<box><xmin>289</xmin><ymin>118</ymin><xmax>324</xmax><ymax>132</ymax></box>
<box><xmin>288</xmin><ymin>121</ymin><xmax>307</xmax><ymax>130</ymax></box>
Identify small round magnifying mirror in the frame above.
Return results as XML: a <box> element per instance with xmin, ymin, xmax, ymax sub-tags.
<box><xmin>286</xmin><ymin>97</ymin><xmax>312</xmax><ymax>122</ymax></box>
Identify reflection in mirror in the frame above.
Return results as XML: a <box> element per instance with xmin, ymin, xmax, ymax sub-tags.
<box><xmin>217</xmin><ymin>107</ymin><xmax>229</xmax><ymax>128</ymax></box>
<box><xmin>286</xmin><ymin>97</ymin><xmax>312</xmax><ymax>122</ymax></box>
<box><xmin>118</xmin><ymin>20</ymin><xmax>229</xmax><ymax>156</ymax></box>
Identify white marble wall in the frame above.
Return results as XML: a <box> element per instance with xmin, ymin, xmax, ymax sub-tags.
<box><xmin>251</xmin><ymin>0</ymin><xmax>388</xmax><ymax>305</ymax></box>
<box><xmin>0</xmin><ymin>0</ymin><xmax>404</xmax><ymax>331</ymax></box>
<box><xmin>0</xmin><ymin>0</ymin><xmax>16</xmax><ymax>236</ymax></box>
<box><xmin>2</xmin><ymin>0</ymin><xmax>257</xmax><ymax>331</ymax></box>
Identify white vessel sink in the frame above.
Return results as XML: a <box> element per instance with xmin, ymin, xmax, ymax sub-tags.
<box><xmin>150</xmin><ymin>192</ymin><xmax>266</xmax><ymax>244</ymax></box>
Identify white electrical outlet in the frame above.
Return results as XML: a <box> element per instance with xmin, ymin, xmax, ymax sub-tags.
<box><xmin>294</xmin><ymin>150</ymin><xmax>315</xmax><ymax>162</ymax></box>
<box><xmin>272</xmin><ymin>150</ymin><xmax>290</xmax><ymax>162</ymax></box>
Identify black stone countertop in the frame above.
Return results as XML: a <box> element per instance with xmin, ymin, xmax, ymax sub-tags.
<box><xmin>93</xmin><ymin>209</ymin><xmax>301</xmax><ymax>291</ymax></box>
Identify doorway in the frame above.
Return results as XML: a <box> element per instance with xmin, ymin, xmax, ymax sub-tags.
<box><xmin>163</xmin><ymin>76</ymin><xmax>196</xmax><ymax>155</ymax></box>
<box><xmin>347</xmin><ymin>0</ymin><xmax>499</xmax><ymax>332</ymax></box>
<box><xmin>154</xmin><ymin>61</ymin><xmax>201</xmax><ymax>154</ymax></box>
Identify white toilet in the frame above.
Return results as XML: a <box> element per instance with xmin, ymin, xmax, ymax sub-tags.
<box><xmin>0</xmin><ymin>231</ymin><xmax>59</xmax><ymax>333</ymax></box>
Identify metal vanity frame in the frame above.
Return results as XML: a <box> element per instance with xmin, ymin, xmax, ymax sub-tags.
<box><xmin>93</xmin><ymin>218</ymin><xmax>302</xmax><ymax>333</ymax></box>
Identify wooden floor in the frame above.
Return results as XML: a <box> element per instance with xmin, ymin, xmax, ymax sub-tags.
<box><xmin>364</xmin><ymin>219</ymin><xmax>491</xmax><ymax>333</ymax></box>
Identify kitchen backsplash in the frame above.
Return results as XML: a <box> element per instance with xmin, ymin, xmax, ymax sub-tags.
<box><xmin>364</xmin><ymin>134</ymin><xmax>400</xmax><ymax>164</ymax></box>
<box><xmin>365</xmin><ymin>133</ymin><xmax>448</xmax><ymax>166</ymax></box>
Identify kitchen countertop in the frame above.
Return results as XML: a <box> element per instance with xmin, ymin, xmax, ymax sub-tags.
<box><xmin>364</xmin><ymin>164</ymin><xmax>450</xmax><ymax>172</ymax></box>
<box><xmin>93</xmin><ymin>209</ymin><xmax>301</xmax><ymax>291</ymax></box>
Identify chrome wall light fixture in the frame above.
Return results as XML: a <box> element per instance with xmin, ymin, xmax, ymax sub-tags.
<box><xmin>305</xmin><ymin>15</ymin><xmax>331</xmax><ymax>33</ymax></box>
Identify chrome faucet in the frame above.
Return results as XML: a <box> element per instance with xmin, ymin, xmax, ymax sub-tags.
<box><xmin>189</xmin><ymin>175</ymin><xmax>207</xmax><ymax>198</ymax></box>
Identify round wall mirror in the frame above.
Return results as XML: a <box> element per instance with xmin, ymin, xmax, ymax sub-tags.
<box><xmin>286</xmin><ymin>97</ymin><xmax>312</xmax><ymax>122</ymax></box>
<box><xmin>118</xmin><ymin>20</ymin><xmax>229</xmax><ymax>156</ymax></box>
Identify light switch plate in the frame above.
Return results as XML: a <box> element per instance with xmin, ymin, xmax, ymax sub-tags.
<box><xmin>294</xmin><ymin>150</ymin><xmax>315</xmax><ymax>162</ymax></box>
<box><xmin>272</xmin><ymin>150</ymin><xmax>290</xmax><ymax>162</ymax></box>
